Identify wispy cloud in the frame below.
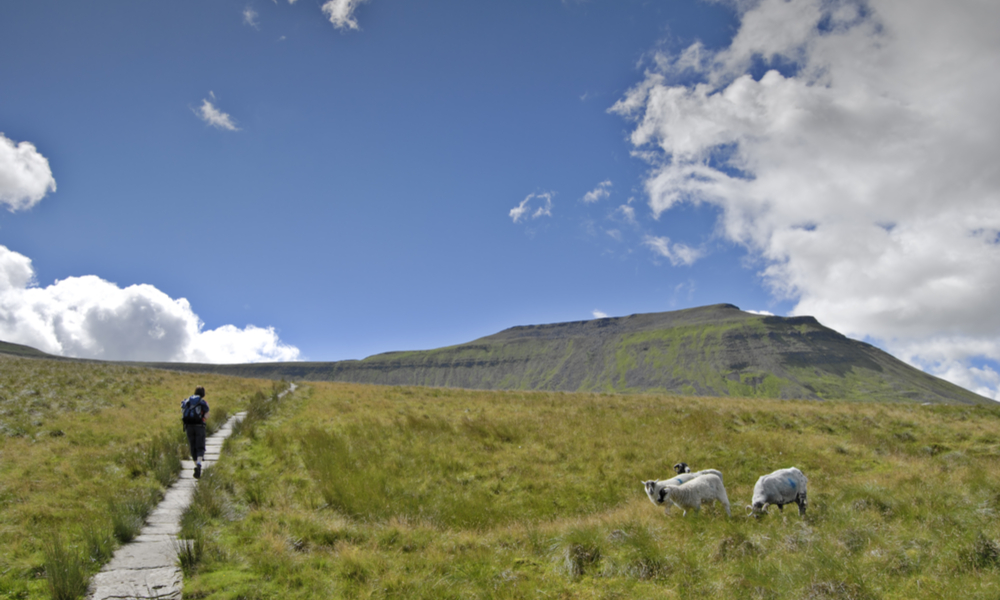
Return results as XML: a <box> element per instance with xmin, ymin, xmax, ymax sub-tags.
<box><xmin>510</xmin><ymin>192</ymin><xmax>554</xmax><ymax>224</ymax></box>
<box><xmin>0</xmin><ymin>133</ymin><xmax>56</xmax><ymax>212</ymax></box>
<box><xmin>614</xmin><ymin>202</ymin><xmax>636</xmax><ymax>225</ymax></box>
<box><xmin>243</xmin><ymin>6</ymin><xmax>260</xmax><ymax>29</ymax></box>
<box><xmin>582</xmin><ymin>180</ymin><xmax>612</xmax><ymax>204</ymax></box>
<box><xmin>644</xmin><ymin>235</ymin><xmax>703</xmax><ymax>266</ymax></box>
<box><xmin>615</xmin><ymin>0</ymin><xmax>1000</xmax><ymax>398</ymax></box>
<box><xmin>322</xmin><ymin>0</ymin><xmax>368</xmax><ymax>30</ymax></box>
<box><xmin>196</xmin><ymin>92</ymin><xmax>240</xmax><ymax>131</ymax></box>
<box><xmin>593</xmin><ymin>310</ymin><xmax>609</xmax><ymax>319</ymax></box>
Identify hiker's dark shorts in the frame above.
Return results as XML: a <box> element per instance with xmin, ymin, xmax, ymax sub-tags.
<box><xmin>184</xmin><ymin>423</ymin><xmax>207</xmax><ymax>461</ymax></box>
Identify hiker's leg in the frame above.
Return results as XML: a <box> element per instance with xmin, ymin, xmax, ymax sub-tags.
<box><xmin>184</xmin><ymin>425</ymin><xmax>198</xmax><ymax>461</ymax></box>
<box><xmin>195</xmin><ymin>424</ymin><xmax>206</xmax><ymax>462</ymax></box>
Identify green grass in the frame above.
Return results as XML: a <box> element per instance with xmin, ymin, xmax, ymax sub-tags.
<box><xmin>0</xmin><ymin>354</ymin><xmax>276</xmax><ymax>599</ymax></box>
<box><xmin>179</xmin><ymin>382</ymin><xmax>1000</xmax><ymax>599</ymax></box>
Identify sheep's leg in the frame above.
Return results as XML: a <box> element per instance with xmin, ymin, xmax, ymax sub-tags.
<box><xmin>797</xmin><ymin>492</ymin><xmax>807</xmax><ymax>516</ymax></box>
<box><xmin>777</xmin><ymin>503</ymin><xmax>784</xmax><ymax>512</ymax></box>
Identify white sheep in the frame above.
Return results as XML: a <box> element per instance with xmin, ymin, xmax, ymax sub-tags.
<box><xmin>643</xmin><ymin>473</ymin><xmax>731</xmax><ymax>517</ymax></box>
<box><xmin>643</xmin><ymin>469</ymin><xmax>724</xmax><ymax>513</ymax></box>
<box><xmin>748</xmin><ymin>467</ymin><xmax>808</xmax><ymax>517</ymax></box>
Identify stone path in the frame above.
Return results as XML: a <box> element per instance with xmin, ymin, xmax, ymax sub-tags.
<box><xmin>86</xmin><ymin>412</ymin><xmax>246</xmax><ymax>600</ymax></box>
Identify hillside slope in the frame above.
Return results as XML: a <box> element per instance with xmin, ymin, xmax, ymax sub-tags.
<box><xmin>70</xmin><ymin>304</ymin><xmax>987</xmax><ymax>405</ymax></box>
<box><xmin>317</xmin><ymin>304</ymin><xmax>985</xmax><ymax>404</ymax></box>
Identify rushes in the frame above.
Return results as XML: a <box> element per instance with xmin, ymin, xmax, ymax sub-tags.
<box><xmin>82</xmin><ymin>523</ymin><xmax>116</xmax><ymax>565</ymax></box>
<box><xmin>119</xmin><ymin>430</ymin><xmax>185</xmax><ymax>487</ymax></box>
<box><xmin>43</xmin><ymin>532</ymin><xmax>89</xmax><ymax>600</ymax></box>
<box><xmin>110</xmin><ymin>488</ymin><xmax>159</xmax><ymax>544</ymax></box>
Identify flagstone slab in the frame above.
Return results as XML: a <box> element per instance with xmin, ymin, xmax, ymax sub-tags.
<box><xmin>88</xmin><ymin>566</ymin><xmax>182</xmax><ymax>600</ymax></box>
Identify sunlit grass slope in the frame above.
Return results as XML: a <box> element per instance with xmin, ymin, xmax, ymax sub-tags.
<box><xmin>182</xmin><ymin>382</ymin><xmax>1000</xmax><ymax>599</ymax></box>
<box><xmin>0</xmin><ymin>354</ymin><xmax>276</xmax><ymax>599</ymax></box>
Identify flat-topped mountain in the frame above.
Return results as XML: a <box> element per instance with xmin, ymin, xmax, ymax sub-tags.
<box><xmin>0</xmin><ymin>304</ymin><xmax>990</xmax><ymax>404</ymax></box>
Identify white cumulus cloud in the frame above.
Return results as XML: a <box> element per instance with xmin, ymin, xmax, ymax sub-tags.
<box><xmin>613</xmin><ymin>0</ymin><xmax>1000</xmax><ymax>399</ymax></box>
<box><xmin>0</xmin><ymin>133</ymin><xmax>57</xmax><ymax>212</ymax></box>
<box><xmin>196</xmin><ymin>92</ymin><xmax>240</xmax><ymax>131</ymax></box>
<box><xmin>582</xmin><ymin>180</ymin><xmax>612</xmax><ymax>204</ymax></box>
<box><xmin>322</xmin><ymin>0</ymin><xmax>368</xmax><ymax>30</ymax></box>
<box><xmin>0</xmin><ymin>245</ymin><xmax>299</xmax><ymax>364</ymax></box>
<box><xmin>510</xmin><ymin>192</ymin><xmax>554</xmax><ymax>224</ymax></box>
<box><xmin>593</xmin><ymin>310</ymin><xmax>609</xmax><ymax>319</ymax></box>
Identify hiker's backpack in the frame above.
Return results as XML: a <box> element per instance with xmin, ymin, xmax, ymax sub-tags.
<box><xmin>182</xmin><ymin>396</ymin><xmax>205</xmax><ymax>424</ymax></box>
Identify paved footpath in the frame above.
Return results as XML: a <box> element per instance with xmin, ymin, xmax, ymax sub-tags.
<box><xmin>85</xmin><ymin>412</ymin><xmax>246</xmax><ymax>600</ymax></box>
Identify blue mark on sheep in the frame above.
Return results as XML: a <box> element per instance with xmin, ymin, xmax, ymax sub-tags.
<box><xmin>674</xmin><ymin>478</ymin><xmax>684</xmax><ymax>485</ymax></box>
<box><xmin>787</xmin><ymin>478</ymin><xmax>796</xmax><ymax>489</ymax></box>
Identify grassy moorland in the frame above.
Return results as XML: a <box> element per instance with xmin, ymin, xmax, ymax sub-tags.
<box><xmin>0</xmin><ymin>354</ymin><xmax>277</xmax><ymax>600</ymax></box>
<box><xmin>181</xmin><ymin>382</ymin><xmax>1000</xmax><ymax>599</ymax></box>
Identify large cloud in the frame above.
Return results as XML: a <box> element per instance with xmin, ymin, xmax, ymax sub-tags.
<box><xmin>0</xmin><ymin>245</ymin><xmax>300</xmax><ymax>363</ymax></box>
<box><xmin>613</xmin><ymin>0</ymin><xmax>1000</xmax><ymax>399</ymax></box>
<box><xmin>0</xmin><ymin>133</ymin><xmax>57</xmax><ymax>212</ymax></box>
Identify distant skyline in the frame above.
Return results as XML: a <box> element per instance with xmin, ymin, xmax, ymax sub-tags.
<box><xmin>1</xmin><ymin>0</ymin><xmax>998</xmax><ymax>400</ymax></box>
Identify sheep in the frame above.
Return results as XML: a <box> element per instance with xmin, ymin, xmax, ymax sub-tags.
<box><xmin>642</xmin><ymin>471</ymin><xmax>732</xmax><ymax>516</ymax></box>
<box><xmin>747</xmin><ymin>467</ymin><xmax>808</xmax><ymax>517</ymax></box>
<box><xmin>673</xmin><ymin>462</ymin><xmax>691</xmax><ymax>474</ymax></box>
<box><xmin>643</xmin><ymin>469</ymin><xmax>725</xmax><ymax>512</ymax></box>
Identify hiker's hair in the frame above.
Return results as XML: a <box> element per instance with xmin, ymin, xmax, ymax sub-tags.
<box><xmin>195</xmin><ymin>386</ymin><xmax>206</xmax><ymax>397</ymax></box>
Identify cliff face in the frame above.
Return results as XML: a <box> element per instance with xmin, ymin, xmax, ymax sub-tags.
<box><xmin>2</xmin><ymin>304</ymin><xmax>989</xmax><ymax>404</ymax></box>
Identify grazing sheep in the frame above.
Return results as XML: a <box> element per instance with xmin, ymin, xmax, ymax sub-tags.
<box><xmin>673</xmin><ymin>462</ymin><xmax>691</xmax><ymax>474</ymax></box>
<box><xmin>748</xmin><ymin>467</ymin><xmax>808</xmax><ymax>517</ymax></box>
<box><xmin>643</xmin><ymin>473</ymin><xmax>731</xmax><ymax>517</ymax></box>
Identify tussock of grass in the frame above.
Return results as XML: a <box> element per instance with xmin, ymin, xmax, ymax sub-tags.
<box><xmin>42</xmin><ymin>532</ymin><xmax>88</xmax><ymax>600</ymax></box>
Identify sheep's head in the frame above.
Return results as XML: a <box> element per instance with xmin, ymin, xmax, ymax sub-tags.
<box><xmin>746</xmin><ymin>502</ymin><xmax>768</xmax><ymax>518</ymax></box>
<box><xmin>673</xmin><ymin>462</ymin><xmax>690</xmax><ymax>474</ymax></box>
<box><xmin>642</xmin><ymin>480</ymin><xmax>663</xmax><ymax>506</ymax></box>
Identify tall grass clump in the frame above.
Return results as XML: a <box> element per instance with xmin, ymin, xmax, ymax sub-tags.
<box><xmin>82</xmin><ymin>523</ymin><xmax>116</xmax><ymax>566</ymax></box>
<box><xmin>554</xmin><ymin>526</ymin><xmax>605</xmax><ymax>578</ymax></box>
<box><xmin>43</xmin><ymin>532</ymin><xmax>89</xmax><ymax>600</ymax></box>
<box><xmin>110</xmin><ymin>487</ymin><xmax>159</xmax><ymax>544</ymax></box>
<box><xmin>176</xmin><ymin>531</ymin><xmax>205</xmax><ymax>577</ymax></box>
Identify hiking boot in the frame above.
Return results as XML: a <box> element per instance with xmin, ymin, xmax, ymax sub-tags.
<box><xmin>194</xmin><ymin>464</ymin><xmax>202</xmax><ymax>479</ymax></box>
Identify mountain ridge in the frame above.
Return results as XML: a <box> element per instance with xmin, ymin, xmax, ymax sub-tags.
<box><xmin>0</xmin><ymin>304</ymin><xmax>990</xmax><ymax>405</ymax></box>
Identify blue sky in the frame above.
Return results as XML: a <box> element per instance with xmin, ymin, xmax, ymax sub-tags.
<box><xmin>2</xmin><ymin>0</ymin><xmax>999</xmax><ymax>399</ymax></box>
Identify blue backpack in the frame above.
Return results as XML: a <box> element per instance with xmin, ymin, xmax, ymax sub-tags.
<box><xmin>182</xmin><ymin>396</ymin><xmax>205</xmax><ymax>424</ymax></box>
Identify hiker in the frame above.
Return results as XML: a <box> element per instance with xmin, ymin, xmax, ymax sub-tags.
<box><xmin>181</xmin><ymin>386</ymin><xmax>210</xmax><ymax>478</ymax></box>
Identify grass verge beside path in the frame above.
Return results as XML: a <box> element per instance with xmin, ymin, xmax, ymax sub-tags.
<box><xmin>0</xmin><ymin>355</ymin><xmax>277</xmax><ymax>599</ymax></box>
<box><xmin>182</xmin><ymin>382</ymin><xmax>1000</xmax><ymax>599</ymax></box>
